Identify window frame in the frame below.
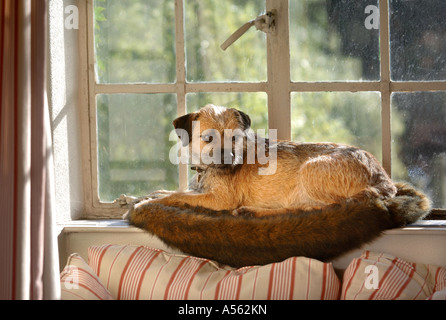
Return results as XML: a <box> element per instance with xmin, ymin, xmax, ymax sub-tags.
<box><xmin>79</xmin><ymin>0</ymin><xmax>446</xmax><ymax>218</ymax></box>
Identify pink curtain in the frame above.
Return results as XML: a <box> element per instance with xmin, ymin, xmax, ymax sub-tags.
<box><xmin>0</xmin><ymin>0</ymin><xmax>60</xmax><ymax>300</ymax></box>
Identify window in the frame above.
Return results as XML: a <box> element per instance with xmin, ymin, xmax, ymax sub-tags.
<box><xmin>79</xmin><ymin>0</ymin><xmax>446</xmax><ymax>218</ymax></box>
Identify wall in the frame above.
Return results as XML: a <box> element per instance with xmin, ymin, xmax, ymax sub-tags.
<box><xmin>48</xmin><ymin>0</ymin><xmax>84</xmax><ymax>222</ymax></box>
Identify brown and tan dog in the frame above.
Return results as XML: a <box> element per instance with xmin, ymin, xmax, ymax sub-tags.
<box><xmin>131</xmin><ymin>104</ymin><xmax>397</xmax><ymax>216</ymax></box>
<box><xmin>125</xmin><ymin>104</ymin><xmax>430</xmax><ymax>267</ymax></box>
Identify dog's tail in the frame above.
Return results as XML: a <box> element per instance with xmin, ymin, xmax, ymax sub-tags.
<box><xmin>384</xmin><ymin>182</ymin><xmax>432</xmax><ymax>225</ymax></box>
<box><xmin>127</xmin><ymin>183</ymin><xmax>430</xmax><ymax>268</ymax></box>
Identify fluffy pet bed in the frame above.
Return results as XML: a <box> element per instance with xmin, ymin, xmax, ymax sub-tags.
<box><xmin>125</xmin><ymin>183</ymin><xmax>430</xmax><ymax>268</ymax></box>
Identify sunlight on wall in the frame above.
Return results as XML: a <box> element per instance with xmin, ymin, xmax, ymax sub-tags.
<box><xmin>48</xmin><ymin>0</ymin><xmax>84</xmax><ymax>222</ymax></box>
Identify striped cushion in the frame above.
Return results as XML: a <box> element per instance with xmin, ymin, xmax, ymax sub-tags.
<box><xmin>60</xmin><ymin>253</ymin><xmax>114</xmax><ymax>300</ymax></box>
<box><xmin>341</xmin><ymin>251</ymin><xmax>446</xmax><ymax>300</ymax></box>
<box><xmin>88</xmin><ymin>244</ymin><xmax>341</xmax><ymax>300</ymax></box>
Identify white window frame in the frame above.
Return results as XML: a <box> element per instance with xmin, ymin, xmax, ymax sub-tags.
<box><xmin>78</xmin><ymin>0</ymin><xmax>446</xmax><ymax>219</ymax></box>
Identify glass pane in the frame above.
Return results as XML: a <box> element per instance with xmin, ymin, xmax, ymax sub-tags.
<box><xmin>291</xmin><ymin>92</ymin><xmax>382</xmax><ymax>159</ymax></box>
<box><xmin>186</xmin><ymin>92</ymin><xmax>268</xmax><ymax>131</ymax></box>
<box><xmin>97</xmin><ymin>94</ymin><xmax>178</xmax><ymax>202</ymax></box>
<box><xmin>289</xmin><ymin>0</ymin><xmax>380</xmax><ymax>81</ymax></box>
<box><xmin>185</xmin><ymin>0</ymin><xmax>266</xmax><ymax>82</ymax></box>
<box><xmin>390</xmin><ymin>0</ymin><xmax>446</xmax><ymax>81</ymax></box>
<box><xmin>392</xmin><ymin>92</ymin><xmax>446</xmax><ymax>208</ymax></box>
<box><xmin>93</xmin><ymin>0</ymin><xmax>176</xmax><ymax>84</ymax></box>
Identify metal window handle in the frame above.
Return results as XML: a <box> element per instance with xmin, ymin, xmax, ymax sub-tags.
<box><xmin>220</xmin><ymin>10</ymin><xmax>276</xmax><ymax>51</ymax></box>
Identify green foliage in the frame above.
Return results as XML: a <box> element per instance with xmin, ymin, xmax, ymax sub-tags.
<box><xmin>185</xmin><ymin>0</ymin><xmax>266</xmax><ymax>82</ymax></box>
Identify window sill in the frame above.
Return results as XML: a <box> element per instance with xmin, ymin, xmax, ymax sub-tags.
<box><xmin>58</xmin><ymin>219</ymin><xmax>140</xmax><ymax>233</ymax></box>
<box><xmin>58</xmin><ymin>218</ymin><xmax>446</xmax><ymax>233</ymax></box>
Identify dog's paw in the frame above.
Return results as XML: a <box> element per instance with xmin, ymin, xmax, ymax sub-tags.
<box><xmin>122</xmin><ymin>206</ymin><xmax>133</xmax><ymax>221</ymax></box>
<box><xmin>148</xmin><ymin>190</ymin><xmax>175</xmax><ymax>199</ymax></box>
<box><xmin>232</xmin><ymin>206</ymin><xmax>256</xmax><ymax>217</ymax></box>
<box><xmin>122</xmin><ymin>200</ymin><xmax>148</xmax><ymax>223</ymax></box>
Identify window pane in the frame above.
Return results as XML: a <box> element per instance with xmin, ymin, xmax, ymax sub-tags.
<box><xmin>291</xmin><ymin>92</ymin><xmax>382</xmax><ymax>159</ymax></box>
<box><xmin>289</xmin><ymin>0</ymin><xmax>380</xmax><ymax>81</ymax></box>
<box><xmin>185</xmin><ymin>0</ymin><xmax>266</xmax><ymax>82</ymax></box>
<box><xmin>186</xmin><ymin>92</ymin><xmax>268</xmax><ymax>131</ymax></box>
<box><xmin>93</xmin><ymin>0</ymin><xmax>176</xmax><ymax>84</ymax></box>
<box><xmin>390</xmin><ymin>0</ymin><xmax>446</xmax><ymax>81</ymax></box>
<box><xmin>392</xmin><ymin>92</ymin><xmax>446</xmax><ymax>208</ymax></box>
<box><xmin>97</xmin><ymin>94</ymin><xmax>178</xmax><ymax>202</ymax></box>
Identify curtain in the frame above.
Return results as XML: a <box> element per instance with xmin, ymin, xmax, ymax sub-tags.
<box><xmin>0</xmin><ymin>0</ymin><xmax>60</xmax><ymax>300</ymax></box>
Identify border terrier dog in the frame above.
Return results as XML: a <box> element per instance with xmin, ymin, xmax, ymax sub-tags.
<box><xmin>126</xmin><ymin>104</ymin><xmax>431</xmax><ymax>267</ymax></box>
<box><xmin>132</xmin><ymin>104</ymin><xmax>397</xmax><ymax>215</ymax></box>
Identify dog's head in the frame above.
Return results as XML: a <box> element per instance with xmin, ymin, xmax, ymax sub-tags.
<box><xmin>173</xmin><ymin>104</ymin><xmax>252</xmax><ymax>167</ymax></box>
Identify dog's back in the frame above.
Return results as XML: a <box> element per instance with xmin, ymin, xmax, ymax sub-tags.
<box><xmin>211</xmin><ymin>140</ymin><xmax>397</xmax><ymax>212</ymax></box>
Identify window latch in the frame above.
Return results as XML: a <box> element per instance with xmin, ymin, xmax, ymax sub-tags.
<box><xmin>220</xmin><ymin>10</ymin><xmax>276</xmax><ymax>51</ymax></box>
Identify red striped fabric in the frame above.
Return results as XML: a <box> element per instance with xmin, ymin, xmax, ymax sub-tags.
<box><xmin>60</xmin><ymin>254</ymin><xmax>113</xmax><ymax>300</ymax></box>
<box><xmin>434</xmin><ymin>267</ymin><xmax>446</xmax><ymax>292</ymax></box>
<box><xmin>163</xmin><ymin>257</ymin><xmax>187</xmax><ymax>299</ymax></box>
<box><xmin>305</xmin><ymin>259</ymin><xmax>312</xmax><ymax>299</ymax></box>
<box><xmin>62</xmin><ymin>248</ymin><xmax>446</xmax><ymax>300</ymax></box>
<box><xmin>183</xmin><ymin>260</ymin><xmax>208</xmax><ymax>299</ymax></box>
<box><xmin>341</xmin><ymin>251</ymin><xmax>370</xmax><ymax>300</ymax></box>
<box><xmin>367</xmin><ymin>257</ymin><xmax>399</xmax><ymax>300</ymax></box>
<box><xmin>116</xmin><ymin>246</ymin><xmax>144</xmax><ymax>300</ymax></box>
<box><xmin>412</xmin><ymin>264</ymin><xmax>432</xmax><ymax>299</ymax></box>
<box><xmin>199</xmin><ymin>266</ymin><xmax>220</xmax><ymax>299</ymax></box>
<box><xmin>87</xmin><ymin>244</ymin><xmax>341</xmax><ymax>300</ymax></box>
<box><xmin>88</xmin><ymin>244</ymin><xmax>113</xmax><ymax>277</ymax></box>
<box><xmin>428</xmin><ymin>268</ymin><xmax>446</xmax><ymax>300</ymax></box>
<box><xmin>267</xmin><ymin>256</ymin><xmax>301</xmax><ymax>299</ymax></box>
<box><xmin>149</xmin><ymin>254</ymin><xmax>171</xmax><ymax>299</ymax></box>
<box><xmin>341</xmin><ymin>251</ymin><xmax>446</xmax><ymax>300</ymax></box>
<box><xmin>136</xmin><ymin>250</ymin><xmax>162</xmax><ymax>300</ymax></box>
<box><xmin>214</xmin><ymin>270</ymin><xmax>240</xmax><ymax>300</ymax></box>
<box><xmin>320</xmin><ymin>263</ymin><xmax>327</xmax><ymax>300</ymax></box>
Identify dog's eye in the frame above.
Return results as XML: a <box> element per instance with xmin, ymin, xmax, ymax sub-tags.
<box><xmin>201</xmin><ymin>135</ymin><xmax>213</xmax><ymax>143</ymax></box>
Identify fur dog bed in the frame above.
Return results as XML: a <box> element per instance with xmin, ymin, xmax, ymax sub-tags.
<box><xmin>125</xmin><ymin>183</ymin><xmax>430</xmax><ymax>268</ymax></box>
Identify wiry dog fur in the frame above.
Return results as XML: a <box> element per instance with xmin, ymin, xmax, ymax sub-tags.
<box><xmin>125</xmin><ymin>104</ymin><xmax>431</xmax><ymax>267</ymax></box>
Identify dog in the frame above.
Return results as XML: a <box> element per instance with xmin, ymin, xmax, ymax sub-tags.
<box><xmin>124</xmin><ymin>104</ymin><xmax>430</xmax><ymax>267</ymax></box>
<box><xmin>129</xmin><ymin>104</ymin><xmax>397</xmax><ymax>216</ymax></box>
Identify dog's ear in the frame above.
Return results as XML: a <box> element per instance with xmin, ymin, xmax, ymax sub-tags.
<box><xmin>235</xmin><ymin>109</ymin><xmax>251</xmax><ymax>130</ymax></box>
<box><xmin>173</xmin><ymin>113</ymin><xmax>198</xmax><ymax>146</ymax></box>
